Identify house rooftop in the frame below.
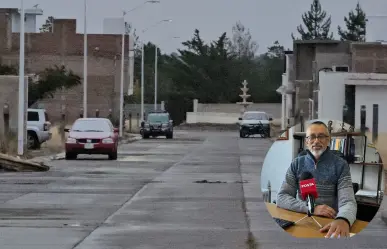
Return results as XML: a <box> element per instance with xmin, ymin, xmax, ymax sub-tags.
<box><xmin>5</xmin><ymin>7</ymin><xmax>43</xmax><ymax>15</ymax></box>
<box><xmin>294</xmin><ymin>40</ymin><xmax>342</xmax><ymax>45</ymax></box>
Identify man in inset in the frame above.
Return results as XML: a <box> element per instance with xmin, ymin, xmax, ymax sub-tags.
<box><xmin>276</xmin><ymin>121</ymin><xmax>357</xmax><ymax>238</ymax></box>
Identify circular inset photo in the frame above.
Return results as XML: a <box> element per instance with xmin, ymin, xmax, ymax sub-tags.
<box><xmin>261</xmin><ymin>119</ymin><xmax>384</xmax><ymax>238</ymax></box>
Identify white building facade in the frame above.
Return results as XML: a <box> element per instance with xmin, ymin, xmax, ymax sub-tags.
<box><xmin>318</xmin><ymin>72</ymin><xmax>387</xmax><ymax>133</ymax></box>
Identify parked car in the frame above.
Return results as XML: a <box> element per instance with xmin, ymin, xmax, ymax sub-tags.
<box><xmin>140</xmin><ymin>111</ymin><xmax>173</xmax><ymax>139</ymax></box>
<box><xmin>238</xmin><ymin>111</ymin><xmax>272</xmax><ymax>138</ymax></box>
<box><xmin>64</xmin><ymin>118</ymin><xmax>119</xmax><ymax>160</ymax></box>
<box><xmin>27</xmin><ymin>108</ymin><xmax>51</xmax><ymax>149</ymax></box>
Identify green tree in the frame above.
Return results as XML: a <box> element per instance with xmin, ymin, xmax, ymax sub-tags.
<box><xmin>338</xmin><ymin>2</ymin><xmax>366</xmax><ymax>42</ymax></box>
<box><xmin>292</xmin><ymin>0</ymin><xmax>333</xmax><ymax>40</ymax></box>
<box><xmin>257</xmin><ymin>41</ymin><xmax>284</xmax><ymax>103</ymax></box>
<box><xmin>0</xmin><ymin>64</ymin><xmax>81</xmax><ymax>107</ymax></box>
<box><xmin>28</xmin><ymin>65</ymin><xmax>81</xmax><ymax>106</ymax></box>
<box><xmin>0</xmin><ymin>64</ymin><xmax>18</xmax><ymax>75</ymax></box>
<box><xmin>39</xmin><ymin>16</ymin><xmax>54</xmax><ymax>32</ymax></box>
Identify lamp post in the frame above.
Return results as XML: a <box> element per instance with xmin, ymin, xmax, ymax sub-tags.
<box><xmin>120</xmin><ymin>0</ymin><xmax>160</xmax><ymax>136</ymax></box>
<box><xmin>154</xmin><ymin>35</ymin><xmax>179</xmax><ymax>111</ymax></box>
<box><xmin>119</xmin><ymin>11</ymin><xmax>126</xmax><ymax>137</ymax></box>
<box><xmin>17</xmin><ymin>0</ymin><xmax>25</xmax><ymax>156</ymax></box>
<box><xmin>83</xmin><ymin>0</ymin><xmax>87</xmax><ymax>118</ymax></box>
<box><xmin>140</xmin><ymin>19</ymin><xmax>172</xmax><ymax>119</ymax></box>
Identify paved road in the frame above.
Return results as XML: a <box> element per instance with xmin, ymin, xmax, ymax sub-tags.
<box><xmin>0</xmin><ymin>130</ymin><xmax>385</xmax><ymax>248</ymax></box>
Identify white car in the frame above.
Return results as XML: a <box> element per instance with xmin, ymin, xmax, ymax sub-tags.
<box><xmin>238</xmin><ymin>111</ymin><xmax>272</xmax><ymax>138</ymax></box>
<box><xmin>27</xmin><ymin>108</ymin><xmax>52</xmax><ymax>149</ymax></box>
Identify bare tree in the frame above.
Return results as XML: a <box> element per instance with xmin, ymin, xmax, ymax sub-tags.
<box><xmin>228</xmin><ymin>21</ymin><xmax>258</xmax><ymax>59</ymax></box>
<box><xmin>125</xmin><ymin>22</ymin><xmax>140</xmax><ymax>53</ymax></box>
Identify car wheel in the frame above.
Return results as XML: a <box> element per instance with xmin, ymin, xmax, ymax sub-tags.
<box><xmin>109</xmin><ymin>151</ymin><xmax>118</xmax><ymax>160</ymax></box>
<box><xmin>239</xmin><ymin>129</ymin><xmax>248</xmax><ymax>138</ymax></box>
<box><xmin>65</xmin><ymin>152</ymin><xmax>77</xmax><ymax>160</ymax></box>
<box><xmin>166</xmin><ymin>132</ymin><xmax>173</xmax><ymax>139</ymax></box>
<box><xmin>142</xmin><ymin>134</ymin><xmax>149</xmax><ymax>139</ymax></box>
<box><xmin>265</xmin><ymin>128</ymin><xmax>271</xmax><ymax>138</ymax></box>
<box><xmin>27</xmin><ymin>131</ymin><xmax>40</xmax><ymax>150</ymax></box>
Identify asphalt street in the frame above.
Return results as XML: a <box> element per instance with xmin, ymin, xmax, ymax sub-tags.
<box><xmin>0</xmin><ymin>130</ymin><xmax>385</xmax><ymax>248</ymax></box>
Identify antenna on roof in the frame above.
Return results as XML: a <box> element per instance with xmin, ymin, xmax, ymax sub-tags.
<box><xmin>33</xmin><ymin>4</ymin><xmax>39</xmax><ymax>8</ymax></box>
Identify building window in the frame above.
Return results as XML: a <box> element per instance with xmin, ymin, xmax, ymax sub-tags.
<box><xmin>333</xmin><ymin>66</ymin><xmax>349</xmax><ymax>72</ymax></box>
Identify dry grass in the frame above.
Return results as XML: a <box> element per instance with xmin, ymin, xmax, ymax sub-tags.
<box><xmin>0</xmin><ymin>132</ymin><xmax>18</xmax><ymax>155</ymax></box>
<box><xmin>39</xmin><ymin>125</ymin><xmax>67</xmax><ymax>153</ymax></box>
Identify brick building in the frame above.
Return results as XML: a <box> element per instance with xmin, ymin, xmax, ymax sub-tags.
<box><xmin>0</xmin><ymin>8</ymin><xmax>132</xmax><ymax>123</ymax></box>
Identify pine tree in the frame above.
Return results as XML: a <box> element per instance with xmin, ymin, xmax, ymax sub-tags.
<box><xmin>338</xmin><ymin>2</ymin><xmax>366</xmax><ymax>42</ymax></box>
<box><xmin>39</xmin><ymin>16</ymin><xmax>54</xmax><ymax>32</ymax></box>
<box><xmin>292</xmin><ymin>0</ymin><xmax>333</xmax><ymax>40</ymax></box>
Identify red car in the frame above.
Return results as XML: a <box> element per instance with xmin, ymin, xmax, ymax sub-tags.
<box><xmin>64</xmin><ymin>118</ymin><xmax>119</xmax><ymax>160</ymax></box>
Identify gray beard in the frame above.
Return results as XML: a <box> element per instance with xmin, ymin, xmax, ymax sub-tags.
<box><xmin>311</xmin><ymin>147</ymin><xmax>326</xmax><ymax>159</ymax></box>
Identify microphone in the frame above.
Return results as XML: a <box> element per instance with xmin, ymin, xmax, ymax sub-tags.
<box><xmin>299</xmin><ymin>171</ymin><xmax>318</xmax><ymax>216</ymax></box>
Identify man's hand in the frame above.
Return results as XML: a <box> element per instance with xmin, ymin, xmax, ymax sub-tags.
<box><xmin>320</xmin><ymin>219</ymin><xmax>350</xmax><ymax>238</ymax></box>
<box><xmin>314</xmin><ymin>204</ymin><xmax>336</xmax><ymax>218</ymax></box>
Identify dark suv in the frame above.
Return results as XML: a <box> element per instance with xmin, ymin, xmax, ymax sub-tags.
<box><xmin>140</xmin><ymin>112</ymin><xmax>173</xmax><ymax>139</ymax></box>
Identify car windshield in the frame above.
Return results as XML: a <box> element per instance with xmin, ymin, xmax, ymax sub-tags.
<box><xmin>243</xmin><ymin>112</ymin><xmax>268</xmax><ymax>120</ymax></box>
<box><xmin>147</xmin><ymin>114</ymin><xmax>169</xmax><ymax>123</ymax></box>
<box><xmin>71</xmin><ymin>120</ymin><xmax>110</xmax><ymax>132</ymax></box>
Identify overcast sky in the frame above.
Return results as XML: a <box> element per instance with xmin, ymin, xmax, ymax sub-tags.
<box><xmin>2</xmin><ymin>0</ymin><xmax>387</xmax><ymax>54</ymax></box>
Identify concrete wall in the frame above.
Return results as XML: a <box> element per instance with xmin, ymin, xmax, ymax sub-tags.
<box><xmin>0</xmin><ymin>75</ymin><xmax>28</xmax><ymax>135</ymax></box>
<box><xmin>292</xmin><ymin>41</ymin><xmax>351</xmax><ymax>120</ymax></box>
<box><xmin>186</xmin><ymin>112</ymin><xmax>240</xmax><ymax>124</ymax></box>
<box><xmin>186</xmin><ymin>100</ymin><xmax>281</xmax><ymax>124</ymax></box>
<box><xmin>351</xmin><ymin>43</ymin><xmax>387</xmax><ymax>73</ymax></box>
<box><xmin>196</xmin><ymin>103</ymin><xmax>281</xmax><ymax>118</ymax></box>
<box><xmin>354</xmin><ymin>86</ymin><xmax>387</xmax><ymax>133</ymax></box>
<box><xmin>318</xmin><ymin>72</ymin><xmax>387</xmax><ymax>133</ymax></box>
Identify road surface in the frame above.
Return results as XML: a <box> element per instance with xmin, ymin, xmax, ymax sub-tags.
<box><xmin>0</xmin><ymin>130</ymin><xmax>385</xmax><ymax>248</ymax></box>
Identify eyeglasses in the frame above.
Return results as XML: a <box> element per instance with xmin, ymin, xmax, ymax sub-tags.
<box><xmin>306</xmin><ymin>134</ymin><xmax>329</xmax><ymax>141</ymax></box>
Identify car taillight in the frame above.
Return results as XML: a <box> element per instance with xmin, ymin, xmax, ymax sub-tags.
<box><xmin>43</xmin><ymin>122</ymin><xmax>50</xmax><ymax>131</ymax></box>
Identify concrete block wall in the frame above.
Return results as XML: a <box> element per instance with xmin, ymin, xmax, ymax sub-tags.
<box><xmin>0</xmin><ymin>75</ymin><xmax>28</xmax><ymax>136</ymax></box>
<box><xmin>351</xmin><ymin>43</ymin><xmax>387</xmax><ymax>73</ymax></box>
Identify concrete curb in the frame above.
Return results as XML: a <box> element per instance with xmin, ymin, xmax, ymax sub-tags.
<box><xmin>382</xmin><ymin>211</ymin><xmax>387</xmax><ymax>225</ymax></box>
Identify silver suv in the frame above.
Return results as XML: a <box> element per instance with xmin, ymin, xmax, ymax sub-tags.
<box><xmin>27</xmin><ymin>108</ymin><xmax>51</xmax><ymax>149</ymax></box>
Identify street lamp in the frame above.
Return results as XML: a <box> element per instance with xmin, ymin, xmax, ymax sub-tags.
<box><xmin>140</xmin><ymin>19</ymin><xmax>172</xmax><ymax>119</ymax></box>
<box><xmin>154</xmin><ymin>35</ymin><xmax>179</xmax><ymax>111</ymax></box>
<box><xmin>18</xmin><ymin>0</ymin><xmax>25</xmax><ymax>156</ymax></box>
<box><xmin>118</xmin><ymin>0</ymin><xmax>160</xmax><ymax>137</ymax></box>
<box><xmin>83</xmin><ymin>0</ymin><xmax>87</xmax><ymax>118</ymax></box>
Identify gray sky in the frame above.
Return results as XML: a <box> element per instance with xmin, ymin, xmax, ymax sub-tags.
<box><xmin>2</xmin><ymin>0</ymin><xmax>387</xmax><ymax>54</ymax></box>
